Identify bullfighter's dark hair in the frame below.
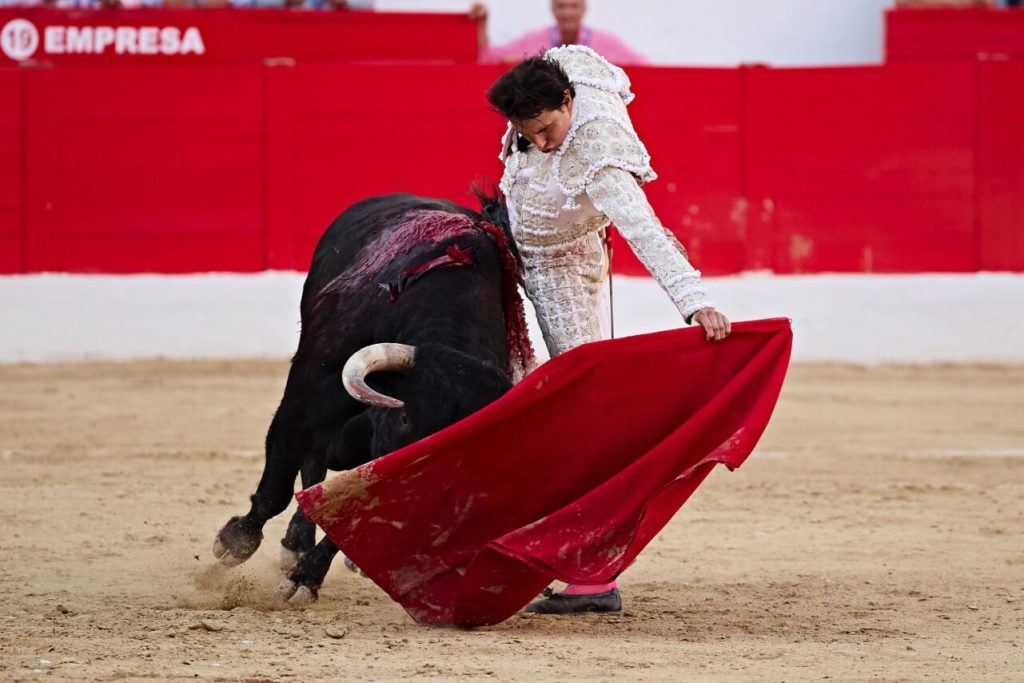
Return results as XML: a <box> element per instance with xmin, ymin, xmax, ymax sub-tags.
<box><xmin>486</xmin><ymin>55</ymin><xmax>576</xmax><ymax>123</ymax></box>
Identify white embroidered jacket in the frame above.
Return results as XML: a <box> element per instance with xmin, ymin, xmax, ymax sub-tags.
<box><xmin>499</xmin><ymin>45</ymin><xmax>713</xmax><ymax>356</ymax></box>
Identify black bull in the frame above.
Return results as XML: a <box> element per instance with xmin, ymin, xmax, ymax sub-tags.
<box><xmin>213</xmin><ymin>193</ymin><xmax>530</xmax><ymax>603</ymax></box>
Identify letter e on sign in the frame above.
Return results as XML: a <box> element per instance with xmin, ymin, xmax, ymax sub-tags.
<box><xmin>1</xmin><ymin>19</ymin><xmax>40</xmax><ymax>62</ymax></box>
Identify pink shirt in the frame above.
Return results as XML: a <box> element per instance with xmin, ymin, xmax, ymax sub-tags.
<box><xmin>482</xmin><ymin>25</ymin><xmax>648</xmax><ymax>66</ymax></box>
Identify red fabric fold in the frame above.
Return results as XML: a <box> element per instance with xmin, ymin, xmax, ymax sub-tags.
<box><xmin>296</xmin><ymin>318</ymin><xmax>793</xmax><ymax>627</ymax></box>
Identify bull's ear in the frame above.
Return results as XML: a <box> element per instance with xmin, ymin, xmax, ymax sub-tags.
<box><xmin>328</xmin><ymin>412</ymin><xmax>373</xmax><ymax>471</ymax></box>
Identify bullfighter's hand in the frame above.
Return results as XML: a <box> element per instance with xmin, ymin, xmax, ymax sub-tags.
<box><xmin>694</xmin><ymin>308</ymin><xmax>731</xmax><ymax>342</ymax></box>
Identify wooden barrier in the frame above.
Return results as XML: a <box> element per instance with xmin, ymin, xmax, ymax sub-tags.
<box><xmin>1</xmin><ymin>59</ymin><xmax>1021</xmax><ymax>275</ymax></box>
<box><xmin>887</xmin><ymin>8</ymin><xmax>1024</xmax><ymax>62</ymax></box>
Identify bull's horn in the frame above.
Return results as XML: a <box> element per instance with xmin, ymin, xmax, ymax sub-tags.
<box><xmin>341</xmin><ymin>343</ymin><xmax>416</xmax><ymax>409</ymax></box>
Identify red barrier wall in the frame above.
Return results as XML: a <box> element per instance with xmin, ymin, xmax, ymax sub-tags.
<box><xmin>746</xmin><ymin>62</ymin><xmax>977</xmax><ymax>273</ymax></box>
<box><xmin>622</xmin><ymin>68</ymin><xmax>744</xmax><ymax>276</ymax></box>
<box><xmin>887</xmin><ymin>8</ymin><xmax>1024</xmax><ymax>62</ymax></box>
<box><xmin>0</xmin><ymin>69</ymin><xmax>21</xmax><ymax>274</ymax></box>
<box><xmin>21</xmin><ymin>65</ymin><xmax>265</xmax><ymax>273</ymax></box>
<box><xmin>269</xmin><ymin>62</ymin><xmax>506</xmax><ymax>270</ymax></box>
<box><xmin>978</xmin><ymin>61</ymin><xmax>1024</xmax><ymax>271</ymax></box>
<box><xmin>2</xmin><ymin>60</ymin><xmax>1022</xmax><ymax>275</ymax></box>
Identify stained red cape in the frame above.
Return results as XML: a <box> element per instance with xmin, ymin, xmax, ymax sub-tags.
<box><xmin>296</xmin><ymin>318</ymin><xmax>792</xmax><ymax>626</ymax></box>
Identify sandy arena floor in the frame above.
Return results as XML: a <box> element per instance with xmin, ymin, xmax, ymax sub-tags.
<box><xmin>0</xmin><ymin>361</ymin><xmax>1022</xmax><ymax>681</ymax></box>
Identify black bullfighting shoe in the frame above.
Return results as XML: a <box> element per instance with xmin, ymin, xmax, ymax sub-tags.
<box><xmin>525</xmin><ymin>588</ymin><xmax>622</xmax><ymax>615</ymax></box>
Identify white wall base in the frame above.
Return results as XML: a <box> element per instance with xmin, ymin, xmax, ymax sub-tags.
<box><xmin>1</xmin><ymin>273</ymin><xmax>1021</xmax><ymax>364</ymax></box>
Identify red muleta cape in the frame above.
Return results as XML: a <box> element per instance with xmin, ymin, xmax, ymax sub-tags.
<box><xmin>296</xmin><ymin>318</ymin><xmax>792</xmax><ymax>627</ymax></box>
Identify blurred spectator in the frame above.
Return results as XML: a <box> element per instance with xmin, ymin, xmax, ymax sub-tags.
<box><xmin>0</xmin><ymin>0</ymin><xmax>139</xmax><ymax>6</ymax></box>
<box><xmin>222</xmin><ymin>0</ymin><xmax>305</xmax><ymax>7</ymax></box>
<box><xmin>302</xmin><ymin>0</ymin><xmax>373</xmax><ymax>8</ymax></box>
<box><xmin>210</xmin><ymin>0</ymin><xmax>373</xmax><ymax>7</ymax></box>
<box><xmin>472</xmin><ymin>0</ymin><xmax>646</xmax><ymax>65</ymax></box>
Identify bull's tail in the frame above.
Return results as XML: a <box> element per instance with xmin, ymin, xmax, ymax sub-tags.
<box><xmin>470</xmin><ymin>183</ymin><xmax>521</xmax><ymax>273</ymax></box>
<box><xmin>471</xmin><ymin>184</ymin><xmax>510</xmax><ymax>233</ymax></box>
<box><xmin>469</xmin><ymin>183</ymin><xmax>534</xmax><ymax>378</ymax></box>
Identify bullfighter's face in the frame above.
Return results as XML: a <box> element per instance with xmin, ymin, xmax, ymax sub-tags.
<box><xmin>514</xmin><ymin>92</ymin><xmax>574</xmax><ymax>154</ymax></box>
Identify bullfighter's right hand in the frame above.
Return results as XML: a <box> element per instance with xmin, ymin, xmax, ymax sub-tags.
<box><xmin>694</xmin><ymin>308</ymin><xmax>731</xmax><ymax>342</ymax></box>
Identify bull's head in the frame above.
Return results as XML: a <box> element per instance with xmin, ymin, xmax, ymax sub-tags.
<box><xmin>341</xmin><ymin>340</ymin><xmax>511</xmax><ymax>451</ymax></box>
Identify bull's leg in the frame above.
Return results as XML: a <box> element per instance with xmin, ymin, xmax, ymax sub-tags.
<box><xmin>278</xmin><ymin>457</ymin><xmax>326</xmax><ymax>574</ymax></box>
<box><xmin>274</xmin><ymin>413</ymin><xmax>371</xmax><ymax>604</ymax></box>
<box><xmin>273</xmin><ymin>459</ymin><xmax>340</xmax><ymax>605</ymax></box>
<box><xmin>213</xmin><ymin>409</ymin><xmax>307</xmax><ymax>567</ymax></box>
<box><xmin>274</xmin><ymin>536</ymin><xmax>340</xmax><ymax>606</ymax></box>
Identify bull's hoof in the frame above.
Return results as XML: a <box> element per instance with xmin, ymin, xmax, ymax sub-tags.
<box><xmin>289</xmin><ymin>585</ymin><xmax>317</xmax><ymax>606</ymax></box>
<box><xmin>212</xmin><ymin>538</ymin><xmax>246</xmax><ymax>567</ymax></box>
<box><xmin>279</xmin><ymin>546</ymin><xmax>303</xmax><ymax>574</ymax></box>
<box><xmin>273</xmin><ymin>579</ymin><xmax>318</xmax><ymax>606</ymax></box>
<box><xmin>213</xmin><ymin>516</ymin><xmax>264</xmax><ymax>567</ymax></box>
<box><xmin>272</xmin><ymin>578</ymin><xmax>297</xmax><ymax>602</ymax></box>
